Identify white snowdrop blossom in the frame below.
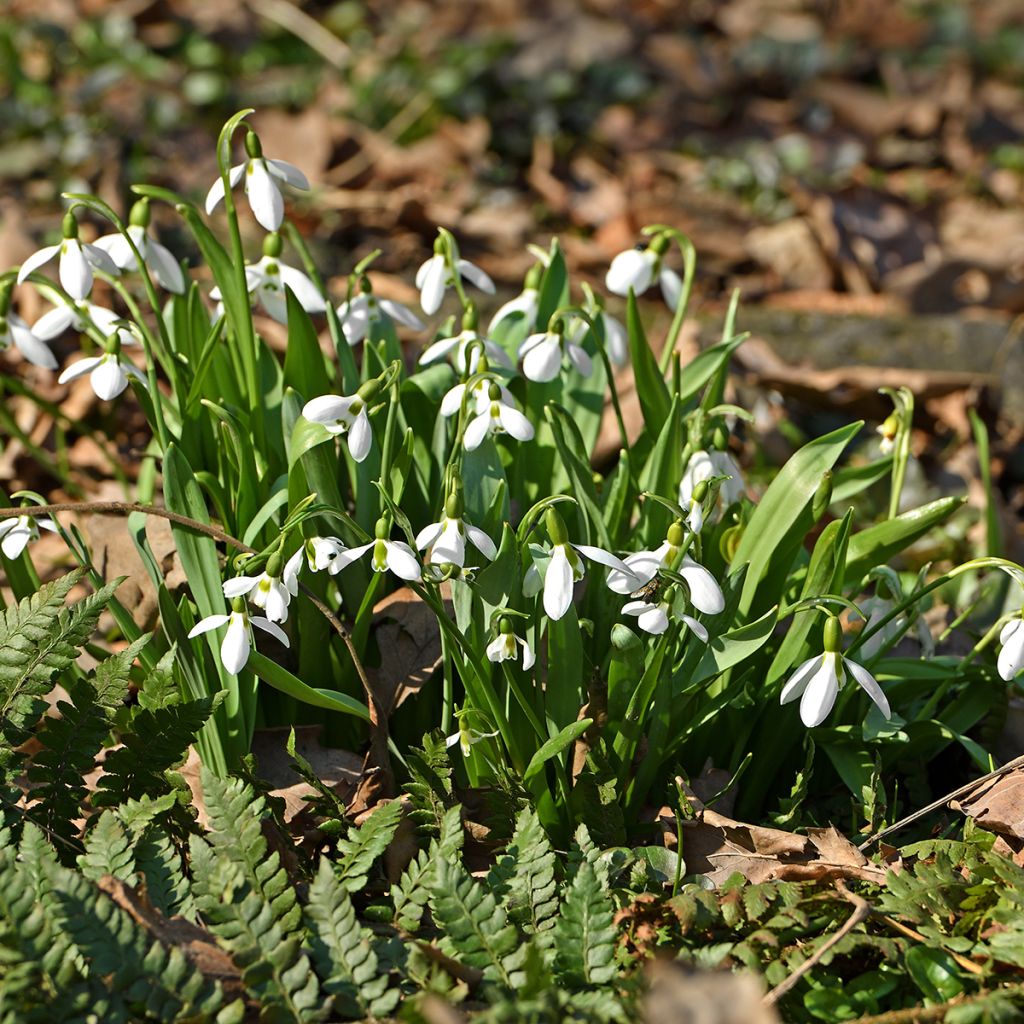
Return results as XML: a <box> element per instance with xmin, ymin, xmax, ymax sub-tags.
<box><xmin>17</xmin><ymin>212</ymin><xmax>118</xmax><ymax>301</ymax></box>
<box><xmin>415</xmin><ymin>246</ymin><xmax>495</xmax><ymax>315</ymax></box>
<box><xmin>419</xmin><ymin>327</ymin><xmax>512</xmax><ymax>374</ymax></box>
<box><xmin>337</xmin><ymin>287</ymin><xmax>423</xmax><ymax>345</ymax></box>
<box><xmin>205</xmin><ymin>129</ymin><xmax>309</xmax><ymax>232</ymax></box>
<box><xmin>222</xmin><ymin>551</ymin><xmax>298</xmax><ymax>625</ymax></box>
<box><xmin>523</xmin><ymin>508</ymin><xmax>636</xmax><ymax>621</ymax></box>
<box><xmin>605</xmin><ymin>239</ymin><xmax>682</xmax><ymax>310</ymax></box>
<box><xmin>415</xmin><ymin>495</ymin><xmax>496</xmax><ymax>567</ymax></box>
<box><xmin>32</xmin><ymin>296</ymin><xmax>137</xmax><ymax>349</ymax></box>
<box><xmin>302</xmin><ymin>380</ymin><xmax>381</xmax><ymax>463</ymax></box>
<box><xmin>187</xmin><ymin>599</ymin><xmax>289</xmax><ymax>675</ymax></box>
<box><xmin>0</xmin><ymin>512</ymin><xmax>58</xmax><ymax>560</ymax></box>
<box><xmin>489</xmin><ymin>263</ymin><xmax>543</xmax><ymax>333</ymax></box>
<box><xmin>781</xmin><ymin>617</ymin><xmax>891</xmax><ymax>728</ymax></box>
<box><xmin>292</xmin><ymin>536</ymin><xmax>348</xmax><ymax>575</ymax></box>
<box><xmin>876</xmin><ymin>413</ymin><xmax>899</xmax><ymax>455</ymax></box>
<box><xmin>93</xmin><ymin>201</ymin><xmax>185</xmax><ymax>293</ymax></box>
<box><xmin>606</xmin><ymin>521</ymin><xmax>725</xmax><ymax>616</ymax></box>
<box><xmin>486</xmin><ymin>618</ymin><xmax>535</xmax><ymax>670</ymax></box>
<box><xmin>622</xmin><ymin>587</ymin><xmax>708</xmax><ymax>641</ymax></box>
<box><xmin>0</xmin><ymin>302</ymin><xmax>56</xmax><ymax>369</ymax></box>
<box><xmin>330</xmin><ymin>520</ymin><xmax>422</xmax><ymax>582</ymax></box>
<box><xmin>679</xmin><ymin>448</ymin><xmax>745</xmax><ymax>509</ymax></box>
<box><xmin>519</xmin><ymin>328</ymin><xmax>592</xmax><ymax>383</ymax></box>
<box><xmin>997</xmin><ymin>566</ymin><xmax>1024</xmax><ymax>681</ymax></box>
<box><xmin>445</xmin><ymin>716</ymin><xmax>499</xmax><ymax>758</ymax></box>
<box><xmin>568</xmin><ymin>309</ymin><xmax>628</xmax><ymax>367</ymax></box>
<box><xmin>461</xmin><ymin>381</ymin><xmax>534</xmax><ymax>451</ymax></box>
<box><xmin>58</xmin><ymin>347</ymin><xmax>148</xmax><ymax>401</ymax></box>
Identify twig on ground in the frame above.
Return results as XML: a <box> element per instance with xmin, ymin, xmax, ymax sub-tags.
<box><xmin>763</xmin><ymin>880</ymin><xmax>872</xmax><ymax>1006</ymax></box>
<box><xmin>876</xmin><ymin>915</ymin><xmax>985</xmax><ymax>975</ymax></box>
<box><xmin>849</xmin><ymin>984</ymin><xmax>1024</xmax><ymax>1023</ymax></box>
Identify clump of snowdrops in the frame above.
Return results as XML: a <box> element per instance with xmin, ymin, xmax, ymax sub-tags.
<box><xmin>2</xmin><ymin>109</ymin><xmax>1020</xmax><ymax>836</ymax></box>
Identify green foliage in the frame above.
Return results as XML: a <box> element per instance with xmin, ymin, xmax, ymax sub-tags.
<box><xmin>334</xmin><ymin>799</ymin><xmax>403</xmax><ymax>894</ymax></box>
<box><xmin>553</xmin><ymin>860</ymin><xmax>618</xmax><ymax>987</ymax></box>
<box><xmin>404</xmin><ymin>732</ymin><xmax>457</xmax><ymax>835</ymax></box>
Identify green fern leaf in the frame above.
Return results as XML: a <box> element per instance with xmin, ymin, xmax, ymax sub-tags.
<box><xmin>134</xmin><ymin>825</ymin><xmax>194</xmax><ymax>920</ymax></box>
<box><xmin>430</xmin><ymin>859</ymin><xmax>525</xmax><ymax>990</ymax></box>
<box><xmin>404</xmin><ymin>733</ymin><xmax>455</xmax><ymax>835</ymax></box>
<box><xmin>335</xmin><ymin>800</ymin><xmax>403</xmax><ymax>894</ymax></box>
<box><xmin>393</xmin><ymin>804</ymin><xmax>463</xmax><ymax>933</ymax></box>
<box><xmin>553</xmin><ymin>860</ymin><xmax>617</xmax><ymax>987</ymax></box>
<box><xmin>306</xmin><ymin>858</ymin><xmax>399</xmax><ymax>1019</ymax></box>
<box><xmin>502</xmin><ymin>808</ymin><xmax>558</xmax><ymax>942</ymax></box>
<box><xmin>77</xmin><ymin>810</ymin><xmax>134</xmax><ymax>883</ymax></box>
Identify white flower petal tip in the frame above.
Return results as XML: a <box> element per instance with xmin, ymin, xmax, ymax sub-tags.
<box><xmin>605</xmin><ymin>248</ymin><xmax>654</xmax><ymax>296</ymax></box>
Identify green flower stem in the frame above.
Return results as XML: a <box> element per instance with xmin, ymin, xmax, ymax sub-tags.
<box><xmin>652</xmin><ymin>228</ymin><xmax>696</xmax><ymax>376</ymax></box>
<box><xmin>500</xmin><ymin>663</ymin><xmax>547</xmax><ymax>745</ymax></box>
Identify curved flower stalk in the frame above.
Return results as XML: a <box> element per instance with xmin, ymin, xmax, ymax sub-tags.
<box><xmin>17</xmin><ymin>210</ymin><xmax>118</xmax><ymax>301</ymax></box>
<box><xmin>486</xmin><ymin>616</ymin><xmax>535</xmax><ymax>670</ymax></box>
<box><xmin>524</xmin><ymin>507</ymin><xmax>636</xmax><ymax>621</ymax></box>
<box><xmin>605</xmin><ymin>234</ymin><xmax>682</xmax><ymax>309</ymax></box>
<box><xmin>781</xmin><ymin>615</ymin><xmax>891</xmax><ymax>728</ymax></box>
<box><xmin>419</xmin><ymin>305</ymin><xmax>511</xmax><ymax>374</ymax></box>
<box><xmin>606</xmin><ymin>520</ymin><xmax>724</xmax><ymax>616</ymax></box>
<box><xmin>0</xmin><ymin>285</ymin><xmax>56</xmax><ymax>369</ymax></box>
<box><xmin>93</xmin><ymin>199</ymin><xmax>185</xmax><ymax>294</ymax></box>
<box><xmin>212</xmin><ymin>232</ymin><xmax>324</xmax><ymax>324</ymax></box>
<box><xmin>416</xmin><ymin>489</ymin><xmax>496</xmax><ymax>567</ymax></box>
<box><xmin>519</xmin><ymin>324</ymin><xmax>592</xmax><ymax>382</ymax></box>
<box><xmin>337</xmin><ymin>276</ymin><xmax>423</xmax><ymax>345</ymax></box>
<box><xmin>222</xmin><ymin>549</ymin><xmax>298</xmax><ymax>625</ymax></box>
<box><xmin>622</xmin><ymin>585</ymin><xmax>708</xmax><ymax>641</ymax></box>
<box><xmin>302</xmin><ymin>377</ymin><xmax>385</xmax><ymax>464</ymax></box>
<box><xmin>0</xmin><ymin>510</ymin><xmax>58</xmax><ymax>560</ymax></box>
<box><xmin>187</xmin><ymin>597</ymin><xmax>290</xmax><ymax>675</ymax></box>
<box><xmin>998</xmin><ymin>566</ymin><xmax>1024</xmax><ymax>681</ymax></box>
<box><xmin>488</xmin><ymin>263</ymin><xmax>542</xmax><ymax>333</ymax></box>
<box><xmin>416</xmin><ymin>233</ymin><xmax>495</xmax><ymax>315</ymax></box>
<box><xmin>58</xmin><ymin>334</ymin><xmax>147</xmax><ymax>401</ymax></box>
<box><xmin>205</xmin><ymin>129</ymin><xmax>309</xmax><ymax>232</ymax></box>
<box><xmin>331</xmin><ymin>518</ymin><xmax>422</xmax><ymax>582</ymax></box>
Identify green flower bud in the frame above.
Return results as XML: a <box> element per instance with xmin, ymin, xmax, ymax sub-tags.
<box><xmin>691</xmin><ymin>480</ymin><xmax>709</xmax><ymax>504</ymax></box>
<box><xmin>711</xmin><ymin>425</ymin><xmax>729</xmax><ymax>451</ymax></box>
<box><xmin>461</xmin><ymin>303</ymin><xmax>478</xmax><ymax>331</ymax></box>
<box><xmin>357</xmin><ymin>378</ymin><xmax>382</xmax><ymax>403</ymax></box>
<box><xmin>545</xmin><ymin>507</ymin><xmax>569</xmax><ymax>546</ymax></box>
<box><xmin>61</xmin><ymin>211</ymin><xmax>79</xmax><ymax>240</ymax></box>
<box><xmin>230</xmin><ymin>596</ymin><xmax>247</xmax><ymax>614</ymax></box>
<box><xmin>359</xmin><ymin>274</ymin><xmax>373</xmax><ymax>295</ymax></box>
<box><xmin>499</xmin><ymin>616</ymin><xmax>513</xmax><ymax>635</ymax></box>
<box><xmin>265</xmin><ymin>550</ymin><xmax>283</xmax><ymax>578</ymax></box>
<box><xmin>374</xmin><ymin>517</ymin><xmax>390</xmax><ymax>540</ymax></box>
<box><xmin>128</xmin><ymin>199</ymin><xmax>151</xmax><ymax>229</ymax></box>
<box><xmin>823</xmin><ymin>615</ymin><xmax>843</xmax><ymax>654</ymax></box>
<box><xmin>666</xmin><ymin>520</ymin><xmax>685</xmax><ymax>548</ymax></box>
<box><xmin>445</xmin><ymin>488</ymin><xmax>463</xmax><ymax>519</ymax></box>
<box><xmin>262</xmin><ymin>232</ymin><xmax>283</xmax><ymax>259</ymax></box>
<box><xmin>488</xmin><ymin>382</ymin><xmax>501</xmax><ymax>402</ymax></box>
<box><xmin>244</xmin><ymin>129</ymin><xmax>262</xmax><ymax>159</ymax></box>
<box><xmin>102</xmin><ymin>332</ymin><xmax>122</xmax><ymax>356</ymax></box>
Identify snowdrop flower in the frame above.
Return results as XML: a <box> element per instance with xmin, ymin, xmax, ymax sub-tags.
<box><xmin>0</xmin><ymin>511</ymin><xmax>57</xmax><ymax>560</ymax></box>
<box><xmin>58</xmin><ymin>335</ymin><xmax>147</xmax><ymax>401</ymax></box>
<box><xmin>445</xmin><ymin>713</ymin><xmax>499</xmax><ymax>758</ymax></box>
<box><xmin>415</xmin><ymin>491</ymin><xmax>496</xmax><ymax>567</ymax></box>
<box><xmin>488</xmin><ymin>263</ymin><xmax>542</xmax><ymax>333</ymax></box>
<box><xmin>17</xmin><ymin>211</ymin><xmax>118</xmax><ymax>301</ymax></box>
<box><xmin>416</xmin><ymin>237</ymin><xmax>495</xmax><ymax>315</ymax></box>
<box><xmin>606</xmin><ymin>521</ymin><xmax>725</xmax><ymax>616</ymax></box>
<box><xmin>622</xmin><ymin>586</ymin><xmax>708</xmax><ymax>641</ymax></box>
<box><xmin>486</xmin><ymin>617</ymin><xmax>535</xmax><ymax>670</ymax></box>
<box><xmin>291</xmin><ymin>535</ymin><xmax>348</xmax><ymax>575</ymax></box>
<box><xmin>222</xmin><ymin>550</ymin><xmax>297</xmax><ymax>625</ymax></box>
<box><xmin>997</xmin><ymin>566</ymin><xmax>1024</xmax><ymax>681</ymax></box>
<box><xmin>187</xmin><ymin>597</ymin><xmax>289</xmax><ymax>675</ymax></box>
<box><xmin>302</xmin><ymin>378</ymin><xmax>382</xmax><ymax>463</ymax></box>
<box><xmin>331</xmin><ymin>518</ymin><xmax>422</xmax><ymax>582</ymax></box>
<box><xmin>568</xmin><ymin>308</ymin><xmax>628</xmax><ymax>368</ymax></box>
<box><xmin>781</xmin><ymin>616</ymin><xmax>891</xmax><ymax>728</ymax></box>
<box><xmin>523</xmin><ymin>507</ymin><xmax>636</xmax><ymax>621</ymax></box>
<box><xmin>419</xmin><ymin>306</ymin><xmax>512</xmax><ymax>374</ymax></box>
<box><xmin>679</xmin><ymin>447</ymin><xmax>745</xmax><ymax>509</ymax></box>
<box><xmin>337</xmin><ymin>277</ymin><xmax>423</xmax><ymax>345</ymax></box>
<box><xmin>205</xmin><ymin>129</ymin><xmax>309</xmax><ymax>232</ymax></box>
<box><xmin>31</xmin><ymin>295</ymin><xmax>137</xmax><ymax>349</ymax></box>
<box><xmin>92</xmin><ymin>199</ymin><xmax>185</xmax><ymax>294</ymax></box>
<box><xmin>462</xmin><ymin>381</ymin><xmax>534</xmax><ymax>451</ymax></box>
<box><xmin>0</xmin><ymin>287</ymin><xmax>56</xmax><ymax>369</ymax></box>
<box><xmin>876</xmin><ymin>413</ymin><xmax>899</xmax><ymax>455</ymax></box>
<box><xmin>605</xmin><ymin>235</ymin><xmax>682</xmax><ymax>310</ymax></box>
<box><xmin>519</xmin><ymin>325</ymin><xmax>593</xmax><ymax>383</ymax></box>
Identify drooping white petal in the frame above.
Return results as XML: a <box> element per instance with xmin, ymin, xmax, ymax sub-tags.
<box><xmin>93</xmin><ymin>231</ymin><xmax>137</xmax><ymax>268</ymax></box>
<box><xmin>440</xmin><ymin>382</ymin><xmax>467</xmax><ymax>417</ymax></box>
<box><xmin>90</xmin><ymin>357</ymin><xmax>130</xmax><ymax>401</ymax></box>
<box><xmin>1000</xmin><ymin>617</ymin><xmax>1022</xmax><ymax>646</ymax></box>
<box><xmin>603</xmin><ymin>312</ymin><xmax>629</xmax><ymax>366</ymax></box>
<box><xmin>486</xmin><ymin>634</ymin><xmax>510</xmax><ymax>663</ymax></box>
<box><xmin>457</xmin><ymin>258</ymin><xmax>495</xmax><ymax>294</ymax></box>
<box><xmin>659</xmin><ymin>266</ymin><xmax>683</xmax><ymax>310</ymax></box>
<box><xmin>518</xmin><ymin>636</ymin><xmax>536</xmax><ymax>670</ymax></box>
<box><xmin>463</xmin><ymin>411</ymin><xmax>490</xmax><ymax>451</ymax></box>
<box><xmin>258</xmin><ymin>287</ymin><xmax>289</xmax><ymax>324</ymax></box>
<box><xmin>384</xmin><ymin>541</ymin><xmax>422</xmax><ymax>581</ymax></box>
<box><xmin>466</xmin><ymin>525</ymin><xmax>496</xmax><ymax>560</ymax></box>
<box><xmin>679</xmin><ymin>450</ymin><xmax>714</xmax><ymax>505</ymax></box>
<box><xmin>223</xmin><ymin>575</ymin><xmax>259</xmax><ymax>598</ymax></box>
<box><xmin>429</xmin><ymin>519</ymin><xmax>465</xmax><ymax>565</ymax></box>
<box><xmin>246</xmin><ymin>159</ymin><xmax>284</xmax><ymax>231</ymax></box>
<box><xmin>419</xmin><ymin>333</ymin><xmax>460</xmax><ymax>365</ymax></box>
<box><xmin>83</xmin><ymin>243</ymin><xmax>119</xmax><ymax>277</ymax></box>
<box><xmin>280</xmin><ymin>265</ymin><xmax>326</xmax><ymax>313</ymax></box>
<box><xmin>488</xmin><ymin>289</ymin><xmax>538</xmax><ymax>331</ymax></box>
<box><xmin>145</xmin><ymin>238</ymin><xmax>186</xmax><ymax>293</ymax></box>
<box><xmin>496</xmin><ymin>404</ymin><xmax>534</xmax><ymax>442</ymax></box>
<box><xmin>187</xmin><ymin>613</ymin><xmax>230</xmax><ymax>638</ymax></box>
<box><xmin>606</xmin><ymin>248</ymin><xmax>654</xmax><ymax>296</ymax></box>
<box><xmin>521</xmin><ymin>335</ymin><xmax>562</xmax><ymax>382</ymax></box>
<box><xmin>1000</xmin><ymin>620</ymin><xmax>1024</xmax><ymax>681</ymax></box>
<box><xmin>303</xmin><ymin>395</ymin><xmax>356</xmax><ymax>426</ymax></box>
<box><xmin>337</xmin><ymin>296</ymin><xmax>370</xmax><ymax>345</ymax></box>
<box><xmin>799</xmin><ymin>654</ymin><xmax>841</xmax><ymax>727</ymax></box>
<box><xmin>574</xmin><ymin>543</ymin><xmax>632</xmax><ymax>576</ymax></box>
<box><xmin>543</xmin><ymin>545</ymin><xmax>575</xmax><ymax>621</ymax></box>
<box><xmin>266</xmin><ymin>158</ymin><xmax>310</xmax><ymax>189</ymax></box>
<box><xmin>523</xmin><ymin>561</ymin><xmax>542</xmax><ymax>598</ymax></box>
<box><xmin>681</xmin><ymin>615</ymin><xmax>709</xmax><ymax>642</ymax></box>
<box><xmin>332</xmin><ymin>542</ymin><xmax>374</xmax><ymax>572</ymax></box>
<box><xmin>9</xmin><ymin>317</ymin><xmax>57</xmax><ymax>369</ymax></box>
<box><xmin>32</xmin><ymin>305</ymin><xmax>76</xmax><ymax>340</ymax></box>
<box><xmin>58</xmin><ymin>356</ymin><xmax>103</xmax><ymax>385</ymax></box>
<box><xmin>637</xmin><ymin>604</ymin><xmax>670</xmax><ymax>635</ymax></box>
<box><xmin>204</xmin><ymin>164</ymin><xmax>245</xmax><ymax>214</ymax></box>
<box><xmin>678</xmin><ymin>557</ymin><xmax>725</xmax><ymax>615</ymax></box>
<box><xmin>283</xmin><ymin>549</ymin><xmax>303</xmax><ymax>595</ymax></box>
<box><xmin>60</xmin><ymin>240</ymin><xmax>93</xmax><ymax>299</ymax></box>
<box><xmin>252</xmin><ymin>616</ymin><xmax>291</xmax><ymax>647</ymax></box>
<box><xmin>607</xmin><ymin>551</ymin><xmax>661</xmax><ymax>594</ymax></box>
<box><xmin>415</xmin><ymin>520</ymin><xmax>445</xmax><ymax>551</ymax></box>
<box><xmin>379</xmin><ymin>298</ymin><xmax>424</xmax><ymax>330</ymax></box>
<box><xmin>0</xmin><ymin>522</ymin><xmax>32</xmax><ymax>559</ymax></box>
<box><xmin>845</xmin><ymin>659</ymin><xmax>892</xmax><ymax>719</ymax></box>
<box><xmin>220</xmin><ymin>613</ymin><xmax>251</xmax><ymax>674</ymax></box>
<box><xmin>566</xmin><ymin>343</ymin><xmax>593</xmax><ymax>377</ymax></box>
<box><xmin>418</xmin><ymin>255</ymin><xmax>447</xmax><ymax>315</ymax></box>
<box><xmin>347</xmin><ymin>408</ymin><xmax>372</xmax><ymax>463</ymax></box>
<box><xmin>17</xmin><ymin>244</ymin><xmax>62</xmax><ymax>285</ymax></box>
<box><xmin>263</xmin><ymin>582</ymin><xmax>290</xmax><ymax>624</ymax></box>
<box><xmin>780</xmin><ymin>655</ymin><xmax>821</xmax><ymax>705</ymax></box>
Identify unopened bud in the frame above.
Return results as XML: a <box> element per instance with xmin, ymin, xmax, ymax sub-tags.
<box><xmin>666</xmin><ymin>520</ymin><xmax>685</xmax><ymax>548</ymax></box>
<box><xmin>712</xmin><ymin>425</ymin><xmax>729</xmax><ymax>451</ymax></box>
<box><xmin>692</xmin><ymin>480</ymin><xmax>709</xmax><ymax>505</ymax></box>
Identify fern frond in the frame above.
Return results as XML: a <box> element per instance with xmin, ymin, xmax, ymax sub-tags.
<box><xmin>335</xmin><ymin>800</ymin><xmax>403</xmax><ymax>894</ymax></box>
<box><xmin>306</xmin><ymin>858</ymin><xmax>399</xmax><ymax>1019</ymax></box>
<box><xmin>552</xmin><ymin>861</ymin><xmax>617</xmax><ymax>987</ymax></box>
<box><xmin>502</xmin><ymin>808</ymin><xmax>558</xmax><ymax>942</ymax></box>
<box><xmin>430</xmin><ymin>859</ymin><xmax>525</xmax><ymax>991</ymax></box>
<box><xmin>393</xmin><ymin>804</ymin><xmax>463</xmax><ymax>933</ymax></box>
<box><xmin>134</xmin><ymin>825</ymin><xmax>193</xmax><ymax>920</ymax></box>
<box><xmin>77</xmin><ymin>810</ymin><xmax>134</xmax><ymax>883</ymax></box>
<box><xmin>404</xmin><ymin>733</ymin><xmax>455</xmax><ymax>835</ymax></box>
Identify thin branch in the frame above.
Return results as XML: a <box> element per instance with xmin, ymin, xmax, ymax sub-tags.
<box><xmin>849</xmin><ymin>984</ymin><xmax>1024</xmax><ymax>1024</ymax></box>
<box><xmin>763</xmin><ymin>880</ymin><xmax>871</xmax><ymax>1006</ymax></box>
